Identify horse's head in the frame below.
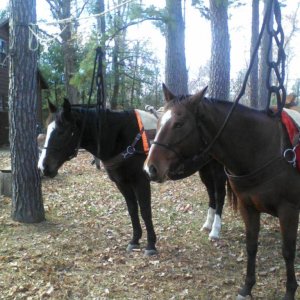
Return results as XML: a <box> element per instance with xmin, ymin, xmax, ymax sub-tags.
<box><xmin>144</xmin><ymin>84</ymin><xmax>208</xmax><ymax>182</ymax></box>
<box><xmin>38</xmin><ymin>98</ymin><xmax>81</xmax><ymax>177</ymax></box>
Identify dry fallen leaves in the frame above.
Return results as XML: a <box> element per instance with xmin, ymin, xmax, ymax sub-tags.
<box><xmin>0</xmin><ymin>149</ymin><xmax>299</xmax><ymax>299</ymax></box>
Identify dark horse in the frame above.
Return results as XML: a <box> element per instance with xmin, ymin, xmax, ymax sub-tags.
<box><xmin>144</xmin><ymin>85</ymin><xmax>300</xmax><ymax>300</ymax></box>
<box><xmin>38</xmin><ymin>98</ymin><xmax>227</xmax><ymax>255</ymax></box>
<box><xmin>38</xmin><ymin>99</ymin><xmax>159</xmax><ymax>256</ymax></box>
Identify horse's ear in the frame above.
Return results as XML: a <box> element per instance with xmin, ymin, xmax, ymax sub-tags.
<box><xmin>162</xmin><ymin>83</ymin><xmax>176</xmax><ymax>102</ymax></box>
<box><xmin>197</xmin><ymin>86</ymin><xmax>208</xmax><ymax>99</ymax></box>
<box><xmin>191</xmin><ymin>86</ymin><xmax>208</xmax><ymax>104</ymax></box>
<box><xmin>48</xmin><ymin>99</ymin><xmax>57</xmax><ymax>113</ymax></box>
<box><xmin>63</xmin><ymin>98</ymin><xmax>71</xmax><ymax>112</ymax></box>
<box><xmin>62</xmin><ymin>98</ymin><xmax>72</xmax><ymax>120</ymax></box>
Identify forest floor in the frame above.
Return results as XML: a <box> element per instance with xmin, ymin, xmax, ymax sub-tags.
<box><xmin>0</xmin><ymin>149</ymin><xmax>300</xmax><ymax>299</ymax></box>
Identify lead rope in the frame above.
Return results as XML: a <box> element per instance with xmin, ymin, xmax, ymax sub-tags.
<box><xmin>95</xmin><ymin>47</ymin><xmax>106</xmax><ymax>158</ymax></box>
<box><xmin>75</xmin><ymin>47</ymin><xmax>105</xmax><ymax>156</ymax></box>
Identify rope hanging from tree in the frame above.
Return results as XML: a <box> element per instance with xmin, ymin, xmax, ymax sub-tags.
<box><xmin>193</xmin><ymin>0</ymin><xmax>287</xmax><ymax>160</ymax></box>
<box><xmin>265</xmin><ymin>0</ymin><xmax>286</xmax><ymax>114</ymax></box>
<box><xmin>234</xmin><ymin>0</ymin><xmax>286</xmax><ymax>114</ymax></box>
<box><xmin>75</xmin><ymin>47</ymin><xmax>106</xmax><ymax>158</ymax></box>
<box><xmin>95</xmin><ymin>47</ymin><xmax>106</xmax><ymax>158</ymax></box>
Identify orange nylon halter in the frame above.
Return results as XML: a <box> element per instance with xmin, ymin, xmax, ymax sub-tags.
<box><xmin>134</xmin><ymin>110</ymin><xmax>150</xmax><ymax>154</ymax></box>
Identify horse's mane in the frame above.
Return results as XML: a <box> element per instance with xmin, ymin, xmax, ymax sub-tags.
<box><xmin>164</xmin><ymin>94</ymin><xmax>190</xmax><ymax>110</ymax></box>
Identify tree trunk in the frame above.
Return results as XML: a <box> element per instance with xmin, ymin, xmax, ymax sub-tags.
<box><xmin>60</xmin><ymin>0</ymin><xmax>80</xmax><ymax>104</ymax></box>
<box><xmin>259</xmin><ymin>0</ymin><xmax>273</xmax><ymax>109</ymax></box>
<box><xmin>46</xmin><ymin>0</ymin><xmax>80</xmax><ymax>104</ymax></box>
<box><xmin>209</xmin><ymin>0</ymin><xmax>230</xmax><ymax>100</ymax></box>
<box><xmin>165</xmin><ymin>0</ymin><xmax>188</xmax><ymax>95</ymax></box>
<box><xmin>249</xmin><ymin>0</ymin><xmax>259</xmax><ymax>108</ymax></box>
<box><xmin>9</xmin><ymin>0</ymin><xmax>45</xmax><ymax>223</ymax></box>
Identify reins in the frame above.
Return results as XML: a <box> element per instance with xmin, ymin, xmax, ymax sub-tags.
<box><xmin>199</xmin><ymin>0</ymin><xmax>285</xmax><ymax>159</ymax></box>
<box><xmin>189</xmin><ymin>0</ymin><xmax>287</xmax><ymax>174</ymax></box>
<box><xmin>153</xmin><ymin>0</ymin><xmax>289</xmax><ymax>179</ymax></box>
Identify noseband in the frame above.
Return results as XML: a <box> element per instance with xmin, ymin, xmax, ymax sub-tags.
<box><xmin>152</xmin><ymin>126</ymin><xmax>199</xmax><ymax>161</ymax></box>
<box><xmin>151</xmin><ymin>141</ymin><xmax>183</xmax><ymax>159</ymax></box>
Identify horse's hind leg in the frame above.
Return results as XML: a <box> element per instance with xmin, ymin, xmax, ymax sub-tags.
<box><xmin>237</xmin><ymin>201</ymin><xmax>260</xmax><ymax>299</ymax></box>
<box><xmin>134</xmin><ymin>177</ymin><xmax>157</xmax><ymax>256</ymax></box>
<box><xmin>278</xmin><ymin>207</ymin><xmax>298</xmax><ymax>300</ymax></box>
<box><xmin>115</xmin><ymin>182</ymin><xmax>142</xmax><ymax>252</ymax></box>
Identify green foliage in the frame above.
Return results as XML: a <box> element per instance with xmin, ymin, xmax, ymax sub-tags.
<box><xmin>191</xmin><ymin>0</ymin><xmax>246</xmax><ymax>19</ymax></box>
<box><xmin>0</xmin><ymin>7</ymin><xmax>9</xmax><ymax>20</ymax></box>
<box><xmin>38</xmin><ymin>0</ymin><xmax>164</xmax><ymax>110</ymax></box>
<box><xmin>39</xmin><ymin>41</ymin><xmax>66</xmax><ymax>108</ymax></box>
<box><xmin>292</xmin><ymin>79</ymin><xmax>300</xmax><ymax>97</ymax></box>
<box><xmin>70</xmin><ymin>37</ymin><xmax>101</xmax><ymax>104</ymax></box>
<box><xmin>191</xmin><ymin>0</ymin><xmax>210</xmax><ymax>19</ymax></box>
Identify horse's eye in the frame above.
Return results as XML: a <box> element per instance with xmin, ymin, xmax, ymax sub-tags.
<box><xmin>174</xmin><ymin>122</ymin><xmax>183</xmax><ymax>129</ymax></box>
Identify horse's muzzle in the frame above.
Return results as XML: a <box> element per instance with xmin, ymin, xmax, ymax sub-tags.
<box><xmin>39</xmin><ymin>165</ymin><xmax>58</xmax><ymax>178</ymax></box>
<box><xmin>144</xmin><ymin>164</ymin><xmax>165</xmax><ymax>183</ymax></box>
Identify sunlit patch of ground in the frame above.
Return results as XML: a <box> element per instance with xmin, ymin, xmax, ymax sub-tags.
<box><xmin>0</xmin><ymin>149</ymin><xmax>299</xmax><ymax>299</ymax></box>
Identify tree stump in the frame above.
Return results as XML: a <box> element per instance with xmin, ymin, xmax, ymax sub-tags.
<box><xmin>0</xmin><ymin>170</ymin><xmax>12</xmax><ymax>197</ymax></box>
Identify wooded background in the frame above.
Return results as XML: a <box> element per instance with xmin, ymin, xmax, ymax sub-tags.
<box><xmin>1</xmin><ymin>0</ymin><xmax>299</xmax><ymax>111</ymax></box>
<box><xmin>1</xmin><ymin>0</ymin><xmax>300</xmax><ymax>222</ymax></box>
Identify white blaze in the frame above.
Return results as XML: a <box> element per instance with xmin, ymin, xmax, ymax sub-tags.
<box><xmin>144</xmin><ymin>109</ymin><xmax>172</xmax><ymax>175</ymax></box>
<box><xmin>38</xmin><ymin>121</ymin><xmax>56</xmax><ymax>172</ymax></box>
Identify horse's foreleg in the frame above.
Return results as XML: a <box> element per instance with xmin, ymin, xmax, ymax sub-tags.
<box><xmin>237</xmin><ymin>202</ymin><xmax>260</xmax><ymax>299</ymax></box>
<box><xmin>199</xmin><ymin>169</ymin><xmax>216</xmax><ymax>233</ymax></box>
<box><xmin>209</xmin><ymin>176</ymin><xmax>226</xmax><ymax>240</ymax></box>
<box><xmin>134</xmin><ymin>178</ymin><xmax>157</xmax><ymax>256</ymax></box>
<box><xmin>199</xmin><ymin>162</ymin><xmax>226</xmax><ymax>240</ymax></box>
<box><xmin>115</xmin><ymin>183</ymin><xmax>142</xmax><ymax>252</ymax></box>
<box><xmin>278</xmin><ymin>207</ymin><xmax>298</xmax><ymax>300</ymax></box>
<box><xmin>202</xmin><ymin>207</ymin><xmax>216</xmax><ymax>232</ymax></box>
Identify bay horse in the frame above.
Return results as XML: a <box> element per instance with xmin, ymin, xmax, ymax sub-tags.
<box><xmin>147</xmin><ymin>105</ymin><xmax>229</xmax><ymax>240</ymax></box>
<box><xmin>144</xmin><ymin>84</ymin><xmax>300</xmax><ymax>300</ymax></box>
<box><xmin>37</xmin><ymin>99</ymin><xmax>227</xmax><ymax>255</ymax></box>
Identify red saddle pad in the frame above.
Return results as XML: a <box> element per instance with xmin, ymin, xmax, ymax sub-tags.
<box><xmin>281</xmin><ymin>110</ymin><xmax>300</xmax><ymax>171</ymax></box>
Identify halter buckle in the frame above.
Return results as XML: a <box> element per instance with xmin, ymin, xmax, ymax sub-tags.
<box><xmin>122</xmin><ymin>146</ymin><xmax>135</xmax><ymax>159</ymax></box>
<box><xmin>283</xmin><ymin>148</ymin><xmax>296</xmax><ymax>167</ymax></box>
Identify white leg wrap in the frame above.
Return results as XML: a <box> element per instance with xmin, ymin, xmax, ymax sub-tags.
<box><xmin>201</xmin><ymin>208</ymin><xmax>216</xmax><ymax>231</ymax></box>
<box><xmin>236</xmin><ymin>294</ymin><xmax>251</xmax><ymax>300</ymax></box>
<box><xmin>209</xmin><ymin>214</ymin><xmax>221</xmax><ymax>240</ymax></box>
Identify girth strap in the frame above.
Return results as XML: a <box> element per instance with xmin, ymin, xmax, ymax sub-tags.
<box><xmin>102</xmin><ymin>111</ymin><xmax>150</xmax><ymax>170</ymax></box>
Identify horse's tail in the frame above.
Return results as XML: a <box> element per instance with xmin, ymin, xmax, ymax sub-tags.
<box><xmin>226</xmin><ymin>180</ymin><xmax>238</xmax><ymax>212</ymax></box>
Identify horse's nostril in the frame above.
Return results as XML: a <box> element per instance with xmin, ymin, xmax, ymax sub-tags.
<box><xmin>149</xmin><ymin>165</ymin><xmax>158</xmax><ymax>180</ymax></box>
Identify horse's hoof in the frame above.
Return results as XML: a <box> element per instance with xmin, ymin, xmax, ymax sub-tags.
<box><xmin>209</xmin><ymin>234</ymin><xmax>220</xmax><ymax>241</ymax></box>
<box><xmin>201</xmin><ymin>225</ymin><xmax>211</xmax><ymax>232</ymax></box>
<box><xmin>144</xmin><ymin>249</ymin><xmax>158</xmax><ymax>256</ymax></box>
<box><xmin>236</xmin><ymin>294</ymin><xmax>252</xmax><ymax>300</ymax></box>
<box><xmin>126</xmin><ymin>243</ymin><xmax>140</xmax><ymax>252</ymax></box>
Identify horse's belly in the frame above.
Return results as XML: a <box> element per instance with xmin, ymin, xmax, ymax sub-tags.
<box><xmin>232</xmin><ymin>182</ymin><xmax>300</xmax><ymax>216</ymax></box>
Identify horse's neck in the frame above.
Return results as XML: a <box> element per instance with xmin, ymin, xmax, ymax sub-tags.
<box><xmin>200</xmin><ymin>100</ymin><xmax>284</xmax><ymax>175</ymax></box>
<box><xmin>80</xmin><ymin>109</ymin><xmax>135</xmax><ymax>160</ymax></box>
